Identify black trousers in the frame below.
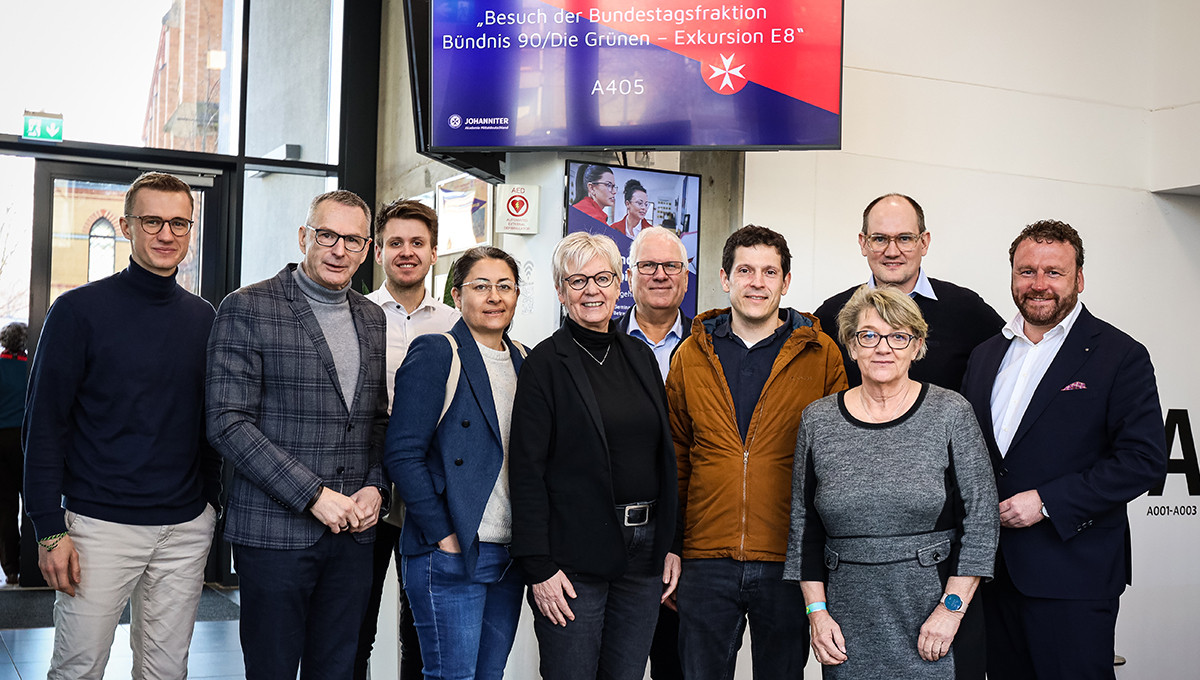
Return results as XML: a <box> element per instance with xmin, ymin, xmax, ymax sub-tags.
<box><xmin>649</xmin><ymin>603</ymin><xmax>683</xmax><ymax>680</ymax></box>
<box><xmin>235</xmin><ymin>532</ymin><xmax>374</xmax><ymax>679</ymax></box>
<box><xmin>952</xmin><ymin>588</ymin><xmax>987</xmax><ymax>680</ymax></box>
<box><xmin>354</xmin><ymin>519</ymin><xmax>423</xmax><ymax>680</ymax></box>
<box><xmin>984</xmin><ymin>554</ymin><xmax>1119</xmax><ymax>680</ymax></box>
<box><xmin>0</xmin><ymin>427</ymin><xmax>22</xmax><ymax>580</ymax></box>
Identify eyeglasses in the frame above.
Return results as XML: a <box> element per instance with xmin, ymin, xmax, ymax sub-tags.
<box><xmin>125</xmin><ymin>215</ymin><xmax>193</xmax><ymax>236</ymax></box>
<box><xmin>853</xmin><ymin>330</ymin><xmax>917</xmax><ymax>350</ymax></box>
<box><xmin>589</xmin><ymin>181</ymin><xmax>617</xmax><ymax>192</ymax></box>
<box><xmin>635</xmin><ymin>261</ymin><xmax>684</xmax><ymax>276</ymax></box>
<box><xmin>864</xmin><ymin>233</ymin><xmax>923</xmax><ymax>253</ymax></box>
<box><xmin>304</xmin><ymin>225</ymin><xmax>371</xmax><ymax>253</ymax></box>
<box><xmin>632</xmin><ymin>200</ymin><xmax>651</xmax><ymax>209</ymax></box>
<box><xmin>461</xmin><ymin>279</ymin><xmax>517</xmax><ymax>296</ymax></box>
<box><xmin>563</xmin><ymin>271</ymin><xmax>617</xmax><ymax>290</ymax></box>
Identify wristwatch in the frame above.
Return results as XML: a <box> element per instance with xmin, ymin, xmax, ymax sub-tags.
<box><xmin>941</xmin><ymin>593</ymin><xmax>966</xmax><ymax>613</ymax></box>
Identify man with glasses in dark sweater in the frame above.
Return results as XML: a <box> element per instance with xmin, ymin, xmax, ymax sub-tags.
<box><xmin>816</xmin><ymin>193</ymin><xmax>1003</xmax><ymax>391</ymax></box>
<box><xmin>24</xmin><ymin>172</ymin><xmax>219</xmax><ymax>679</ymax></box>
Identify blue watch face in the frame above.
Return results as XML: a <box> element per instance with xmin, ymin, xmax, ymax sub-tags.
<box><xmin>944</xmin><ymin>594</ymin><xmax>963</xmax><ymax>611</ymax></box>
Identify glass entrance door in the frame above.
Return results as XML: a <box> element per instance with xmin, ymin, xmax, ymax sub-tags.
<box><xmin>29</xmin><ymin>161</ymin><xmax>219</xmax><ymax>345</ymax></box>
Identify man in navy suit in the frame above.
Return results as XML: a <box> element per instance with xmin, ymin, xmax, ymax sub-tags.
<box><xmin>961</xmin><ymin>220</ymin><xmax>1167</xmax><ymax>679</ymax></box>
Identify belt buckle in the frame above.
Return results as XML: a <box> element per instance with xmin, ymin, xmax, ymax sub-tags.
<box><xmin>623</xmin><ymin>504</ymin><xmax>650</xmax><ymax>527</ymax></box>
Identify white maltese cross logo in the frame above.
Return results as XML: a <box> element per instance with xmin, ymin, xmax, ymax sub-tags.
<box><xmin>706</xmin><ymin>54</ymin><xmax>746</xmax><ymax>94</ymax></box>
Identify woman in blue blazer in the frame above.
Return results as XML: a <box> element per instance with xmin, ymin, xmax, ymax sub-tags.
<box><xmin>385</xmin><ymin>246</ymin><xmax>527</xmax><ymax>680</ymax></box>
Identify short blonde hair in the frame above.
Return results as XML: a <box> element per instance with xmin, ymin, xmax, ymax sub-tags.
<box><xmin>124</xmin><ymin>172</ymin><xmax>194</xmax><ymax>216</ymax></box>
<box><xmin>836</xmin><ymin>285</ymin><xmax>929</xmax><ymax>360</ymax></box>
<box><xmin>551</xmin><ymin>231</ymin><xmax>623</xmax><ymax>293</ymax></box>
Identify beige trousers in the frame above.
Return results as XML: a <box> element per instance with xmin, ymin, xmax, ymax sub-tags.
<box><xmin>48</xmin><ymin>505</ymin><xmax>217</xmax><ymax>680</ymax></box>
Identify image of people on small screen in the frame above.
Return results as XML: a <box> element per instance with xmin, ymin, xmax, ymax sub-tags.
<box><xmin>610</xmin><ymin>179</ymin><xmax>654</xmax><ymax>239</ymax></box>
<box><xmin>571</xmin><ymin>164</ymin><xmax>617</xmax><ymax>226</ymax></box>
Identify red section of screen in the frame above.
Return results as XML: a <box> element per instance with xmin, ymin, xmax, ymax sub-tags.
<box><xmin>542</xmin><ymin>0</ymin><xmax>842</xmax><ymax>113</ymax></box>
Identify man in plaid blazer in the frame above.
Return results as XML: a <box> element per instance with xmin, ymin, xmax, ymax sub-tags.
<box><xmin>207</xmin><ymin>190</ymin><xmax>390</xmax><ymax>678</ymax></box>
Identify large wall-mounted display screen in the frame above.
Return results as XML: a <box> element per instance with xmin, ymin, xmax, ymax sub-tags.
<box><xmin>430</xmin><ymin>1</ymin><xmax>843</xmax><ymax>151</ymax></box>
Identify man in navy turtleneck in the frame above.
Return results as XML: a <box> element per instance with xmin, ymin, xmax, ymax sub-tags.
<box><xmin>206</xmin><ymin>190</ymin><xmax>390</xmax><ymax>677</ymax></box>
<box><xmin>23</xmin><ymin>172</ymin><xmax>219</xmax><ymax>679</ymax></box>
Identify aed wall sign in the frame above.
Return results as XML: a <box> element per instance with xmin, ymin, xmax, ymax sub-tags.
<box><xmin>495</xmin><ymin>184</ymin><xmax>539</xmax><ymax>234</ymax></box>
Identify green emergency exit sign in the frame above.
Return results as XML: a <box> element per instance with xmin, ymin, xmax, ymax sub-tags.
<box><xmin>23</xmin><ymin>112</ymin><xmax>63</xmax><ymax>142</ymax></box>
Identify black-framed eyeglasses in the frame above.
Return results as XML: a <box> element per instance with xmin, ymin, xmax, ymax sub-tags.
<box><xmin>460</xmin><ymin>279</ymin><xmax>518</xmax><ymax>296</ymax></box>
<box><xmin>125</xmin><ymin>214</ymin><xmax>193</xmax><ymax>236</ymax></box>
<box><xmin>589</xmin><ymin>181</ymin><xmax>616</xmax><ymax>192</ymax></box>
<box><xmin>864</xmin><ymin>233</ymin><xmax>923</xmax><ymax>253</ymax></box>
<box><xmin>563</xmin><ymin>271</ymin><xmax>617</xmax><ymax>290</ymax></box>
<box><xmin>854</xmin><ymin>330</ymin><xmax>917</xmax><ymax>350</ymax></box>
<box><xmin>304</xmin><ymin>225</ymin><xmax>371</xmax><ymax>253</ymax></box>
<box><xmin>635</xmin><ymin>261</ymin><xmax>684</xmax><ymax>276</ymax></box>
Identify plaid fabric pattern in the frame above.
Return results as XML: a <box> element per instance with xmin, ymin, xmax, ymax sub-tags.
<box><xmin>206</xmin><ymin>264</ymin><xmax>388</xmax><ymax>549</ymax></box>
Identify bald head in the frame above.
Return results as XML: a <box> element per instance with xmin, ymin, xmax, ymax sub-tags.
<box><xmin>857</xmin><ymin>194</ymin><xmax>931</xmax><ymax>294</ymax></box>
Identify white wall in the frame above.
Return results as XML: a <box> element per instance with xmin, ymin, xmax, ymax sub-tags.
<box><xmin>743</xmin><ymin>2</ymin><xmax>1200</xmax><ymax>678</ymax></box>
<box><xmin>1150</xmin><ymin>1</ymin><xmax>1200</xmax><ymax>192</ymax></box>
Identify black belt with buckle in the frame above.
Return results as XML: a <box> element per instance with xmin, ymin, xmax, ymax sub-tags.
<box><xmin>616</xmin><ymin>501</ymin><xmax>656</xmax><ymax>527</ymax></box>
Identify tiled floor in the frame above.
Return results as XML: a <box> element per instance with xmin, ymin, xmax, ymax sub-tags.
<box><xmin>0</xmin><ymin>601</ymin><xmax>246</xmax><ymax>680</ymax></box>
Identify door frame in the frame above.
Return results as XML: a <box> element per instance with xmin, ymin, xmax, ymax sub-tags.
<box><xmin>21</xmin><ymin>158</ymin><xmax>236</xmax><ymax>587</ymax></box>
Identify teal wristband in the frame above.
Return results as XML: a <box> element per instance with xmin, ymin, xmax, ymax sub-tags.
<box><xmin>805</xmin><ymin>601</ymin><xmax>827</xmax><ymax>615</ymax></box>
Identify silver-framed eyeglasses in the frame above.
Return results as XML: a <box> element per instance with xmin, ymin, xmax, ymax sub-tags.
<box><xmin>461</xmin><ymin>279</ymin><xmax>518</xmax><ymax>296</ymax></box>
<box><xmin>304</xmin><ymin>225</ymin><xmax>371</xmax><ymax>252</ymax></box>
<box><xmin>635</xmin><ymin>261</ymin><xmax>684</xmax><ymax>276</ymax></box>
<box><xmin>854</xmin><ymin>330</ymin><xmax>917</xmax><ymax>350</ymax></box>
<box><xmin>125</xmin><ymin>214</ymin><xmax>194</xmax><ymax>236</ymax></box>
<box><xmin>563</xmin><ymin>271</ymin><xmax>617</xmax><ymax>290</ymax></box>
<box><xmin>864</xmin><ymin>233</ymin><xmax>923</xmax><ymax>253</ymax></box>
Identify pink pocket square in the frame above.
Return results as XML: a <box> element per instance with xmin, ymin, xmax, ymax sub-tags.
<box><xmin>1061</xmin><ymin>381</ymin><xmax>1087</xmax><ymax>391</ymax></box>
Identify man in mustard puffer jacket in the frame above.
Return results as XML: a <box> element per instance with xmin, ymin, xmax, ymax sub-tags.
<box><xmin>666</xmin><ymin>225</ymin><xmax>847</xmax><ymax>680</ymax></box>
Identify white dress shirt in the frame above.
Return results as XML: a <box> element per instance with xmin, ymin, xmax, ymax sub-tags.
<box><xmin>366</xmin><ymin>286</ymin><xmax>461</xmax><ymax>410</ymax></box>
<box><xmin>626</xmin><ymin>306</ymin><xmax>686</xmax><ymax>384</ymax></box>
<box><xmin>990</xmin><ymin>301</ymin><xmax>1083</xmax><ymax>456</ymax></box>
<box><xmin>867</xmin><ymin>268</ymin><xmax>939</xmax><ymax>300</ymax></box>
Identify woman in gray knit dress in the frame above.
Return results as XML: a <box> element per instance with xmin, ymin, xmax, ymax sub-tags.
<box><xmin>784</xmin><ymin>286</ymin><xmax>999</xmax><ymax>679</ymax></box>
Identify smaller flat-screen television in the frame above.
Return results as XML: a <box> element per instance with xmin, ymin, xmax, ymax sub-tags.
<box><xmin>564</xmin><ymin>159</ymin><xmax>701</xmax><ymax>321</ymax></box>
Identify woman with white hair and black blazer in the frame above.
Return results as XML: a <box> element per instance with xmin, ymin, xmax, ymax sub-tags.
<box><xmin>510</xmin><ymin>231</ymin><xmax>679</xmax><ymax>680</ymax></box>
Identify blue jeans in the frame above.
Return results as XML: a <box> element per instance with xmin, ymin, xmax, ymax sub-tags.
<box><xmin>401</xmin><ymin>542</ymin><xmax>523</xmax><ymax>680</ymax></box>
<box><xmin>234</xmin><ymin>531</ymin><xmax>373</xmax><ymax>680</ymax></box>
<box><xmin>530</xmin><ymin>523</ymin><xmax>663</xmax><ymax>680</ymax></box>
<box><xmin>676</xmin><ymin>558</ymin><xmax>809</xmax><ymax>680</ymax></box>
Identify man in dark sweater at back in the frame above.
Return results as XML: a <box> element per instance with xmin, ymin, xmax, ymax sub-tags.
<box><xmin>814</xmin><ymin>193</ymin><xmax>1002</xmax><ymax>680</ymax></box>
<box><xmin>815</xmin><ymin>193</ymin><xmax>1003</xmax><ymax>391</ymax></box>
<box><xmin>23</xmin><ymin>172</ymin><xmax>219</xmax><ymax>679</ymax></box>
